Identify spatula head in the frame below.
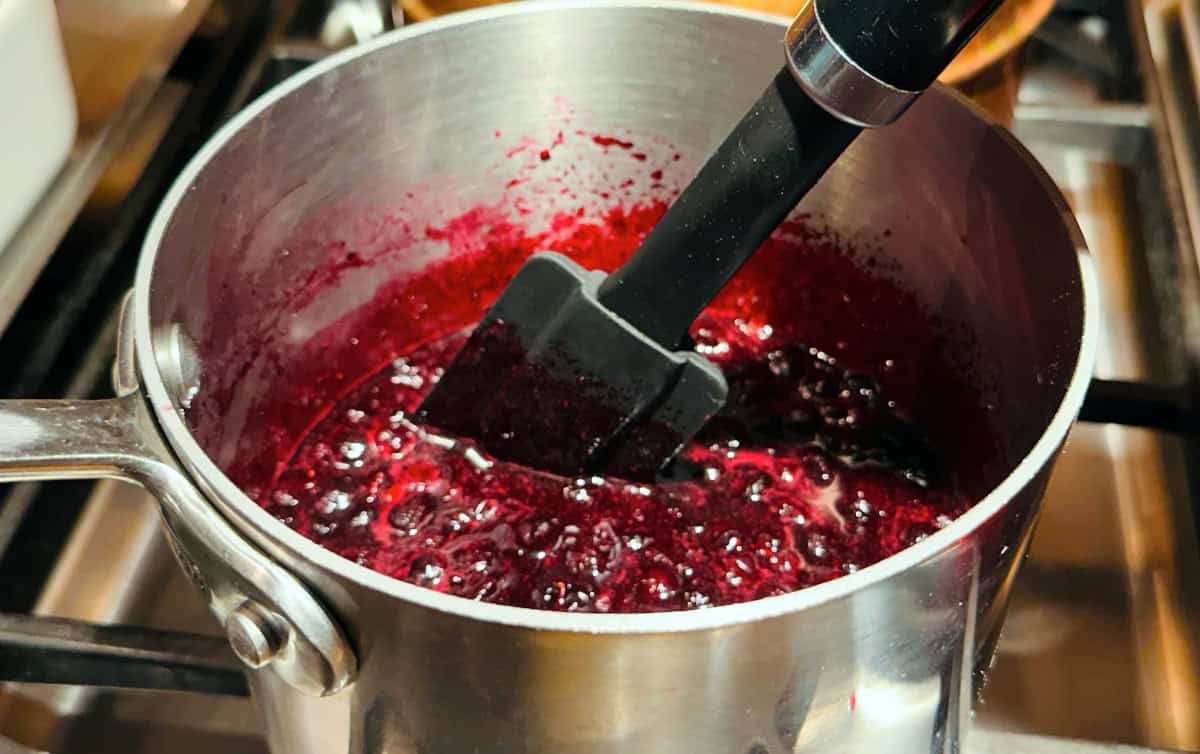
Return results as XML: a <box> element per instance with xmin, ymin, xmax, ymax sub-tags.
<box><xmin>417</xmin><ymin>252</ymin><xmax>728</xmax><ymax>479</ymax></box>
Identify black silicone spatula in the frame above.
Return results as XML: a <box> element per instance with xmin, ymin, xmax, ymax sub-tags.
<box><xmin>418</xmin><ymin>0</ymin><xmax>1004</xmax><ymax>479</ymax></box>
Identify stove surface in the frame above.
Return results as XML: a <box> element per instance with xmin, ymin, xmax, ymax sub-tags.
<box><xmin>1</xmin><ymin>1</ymin><xmax>1199</xmax><ymax>753</ymax></box>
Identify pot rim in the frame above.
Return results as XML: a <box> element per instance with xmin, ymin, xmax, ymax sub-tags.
<box><xmin>133</xmin><ymin>0</ymin><xmax>1099</xmax><ymax>635</ymax></box>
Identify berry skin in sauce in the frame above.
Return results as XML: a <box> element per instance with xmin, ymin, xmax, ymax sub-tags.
<box><xmin>256</xmin><ymin>196</ymin><xmax>972</xmax><ymax>613</ymax></box>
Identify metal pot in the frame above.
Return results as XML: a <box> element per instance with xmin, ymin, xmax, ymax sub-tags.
<box><xmin>0</xmin><ymin>2</ymin><xmax>1097</xmax><ymax>753</ymax></box>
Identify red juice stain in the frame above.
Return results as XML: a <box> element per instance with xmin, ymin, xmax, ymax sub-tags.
<box><xmin>592</xmin><ymin>135</ymin><xmax>635</xmax><ymax>150</ymax></box>
<box><xmin>254</xmin><ymin>201</ymin><xmax>978</xmax><ymax>614</ymax></box>
<box><xmin>631</xmin><ymin>152</ymin><xmax>647</xmax><ymax>161</ymax></box>
<box><xmin>539</xmin><ymin>149</ymin><xmax>552</xmax><ymax>161</ymax></box>
<box><xmin>650</xmin><ymin>169</ymin><xmax>664</xmax><ymax>181</ymax></box>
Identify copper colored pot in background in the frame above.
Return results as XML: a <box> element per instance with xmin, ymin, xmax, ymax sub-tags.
<box><xmin>400</xmin><ymin>0</ymin><xmax>1055</xmax><ymax>125</ymax></box>
<box><xmin>940</xmin><ymin>0</ymin><xmax>1057</xmax><ymax>125</ymax></box>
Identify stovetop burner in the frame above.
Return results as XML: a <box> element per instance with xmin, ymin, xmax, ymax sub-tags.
<box><xmin>0</xmin><ymin>1</ymin><xmax>1198</xmax><ymax>752</ymax></box>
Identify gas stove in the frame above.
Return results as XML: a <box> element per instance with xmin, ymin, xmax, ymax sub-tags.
<box><xmin>0</xmin><ymin>1</ymin><xmax>1198</xmax><ymax>752</ymax></box>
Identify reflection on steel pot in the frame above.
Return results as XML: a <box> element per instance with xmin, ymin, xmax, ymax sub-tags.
<box><xmin>0</xmin><ymin>3</ymin><xmax>1096</xmax><ymax>754</ymax></box>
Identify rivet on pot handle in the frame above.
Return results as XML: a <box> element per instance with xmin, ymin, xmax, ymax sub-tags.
<box><xmin>0</xmin><ymin>314</ymin><xmax>357</xmax><ymax>697</ymax></box>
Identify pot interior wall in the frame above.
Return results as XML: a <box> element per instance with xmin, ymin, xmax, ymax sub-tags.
<box><xmin>145</xmin><ymin>5</ymin><xmax>1084</xmax><ymax>507</ymax></box>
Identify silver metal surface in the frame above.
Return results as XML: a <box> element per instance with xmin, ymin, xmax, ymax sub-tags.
<box><xmin>784</xmin><ymin>0</ymin><xmax>921</xmax><ymax>126</ymax></box>
<box><xmin>7</xmin><ymin>480</ymin><xmax>185</xmax><ymax>723</ymax></box>
<box><xmin>1</xmin><ymin>3</ymin><xmax>1194</xmax><ymax>751</ymax></box>
<box><xmin>151</xmin><ymin>324</ymin><xmax>201</xmax><ymax>409</ymax></box>
<box><xmin>0</xmin><ymin>496</ymin><xmax>264</xmax><ymax>753</ymax></box>
<box><xmin>1013</xmin><ymin>102</ymin><xmax>1153</xmax><ymax>161</ymax></box>
<box><xmin>225</xmin><ymin>603</ymin><xmax>284</xmax><ymax>669</ymax></box>
<box><xmin>1</xmin><ymin>2</ymin><xmax>1079</xmax><ymax>752</ymax></box>
<box><xmin>962</xmin><ymin>15</ymin><xmax>1200</xmax><ymax>747</ymax></box>
<box><xmin>0</xmin><ymin>391</ymin><xmax>356</xmax><ymax>699</ymax></box>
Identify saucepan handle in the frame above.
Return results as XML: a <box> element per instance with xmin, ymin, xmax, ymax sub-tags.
<box><xmin>0</xmin><ymin>396</ymin><xmax>165</xmax><ymax>484</ymax></box>
<box><xmin>0</xmin><ymin>612</ymin><xmax>248</xmax><ymax>696</ymax></box>
<box><xmin>0</xmin><ymin>395</ymin><xmax>245</xmax><ymax>695</ymax></box>
<box><xmin>0</xmin><ymin>393</ymin><xmax>357</xmax><ymax>698</ymax></box>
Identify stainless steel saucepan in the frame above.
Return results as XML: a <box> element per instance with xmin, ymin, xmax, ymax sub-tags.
<box><xmin>0</xmin><ymin>2</ymin><xmax>1097</xmax><ymax>753</ymax></box>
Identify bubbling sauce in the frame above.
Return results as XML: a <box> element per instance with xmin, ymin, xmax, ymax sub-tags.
<box><xmin>255</xmin><ymin>199</ymin><xmax>977</xmax><ymax>613</ymax></box>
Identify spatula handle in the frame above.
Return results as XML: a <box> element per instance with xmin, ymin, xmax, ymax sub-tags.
<box><xmin>597</xmin><ymin>0</ymin><xmax>1008</xmax><ymax>351</ymax></box>
<box><xmin>595</xmin><ymin>68</ymin><xmax>859</xmax><ymax>350</ymax></box>
<box><xmin>786</xmin><ymin>0</ymin><xmax>1006</xmax><ymax>127</ymax></box>
<box><xmin>818</xmin><ymin>0</ymin><xmax>1007</xmax><ymax>91</ymax></box>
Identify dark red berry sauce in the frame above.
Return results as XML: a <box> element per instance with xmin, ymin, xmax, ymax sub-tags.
<box><xmin>251</xmin><ymin>168</ymin><xmax>984</xmax><ymax>612</ymax></box>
